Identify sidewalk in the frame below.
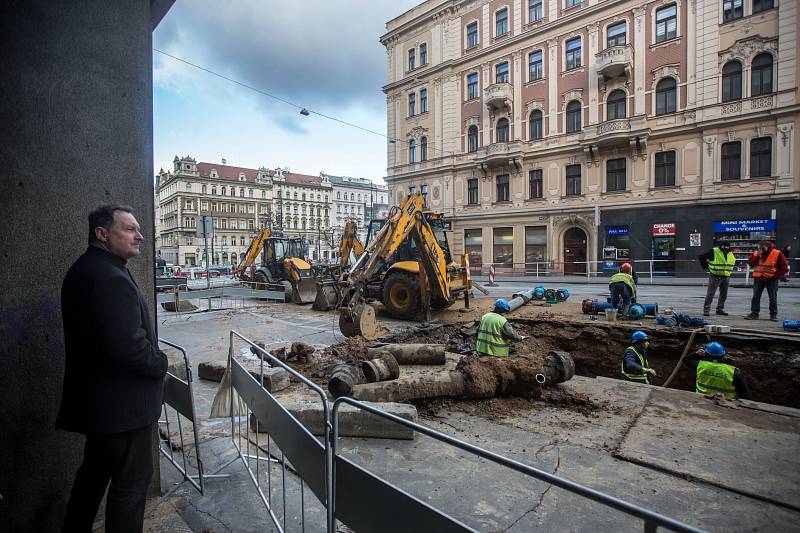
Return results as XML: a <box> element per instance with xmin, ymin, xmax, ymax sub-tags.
<box><xmin>472</xmin><ymin>274</ymin><xmax>799</xmax><ymax>288</ymax></box>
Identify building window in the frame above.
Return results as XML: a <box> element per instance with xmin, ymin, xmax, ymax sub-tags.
<box><xmin>408</xmin><ymin>48</ymin><xmax>416</xmax><ymax>70</ymax></box>
<box><xmin>186</xmin><ymin>182</ymin><xmax>192</xmax><ymax>192</ymax></box>
<box><xmin>529</xmin><ymin>169</ymin><xmax>543</xmax><ymax>198</ymax></box>
<box><xmin>528</xmin><ymin>50</ymin><xmax>543</xmax><ymax>81</ymax></box>
<box><xmin>468</xmin><ymin>125</ymin><xmax>479</xmax><ymax>152</ymax></box>
<box><xmin>525</xmin><ymin>226</ymin><xmax>547</xmax><ymax>264</ymax></box>
<box><xmin>723</xmin><ymin>0</ymin><xmax>743</xmax><ymax>22</ymax></box>
<box><xmin>607</xmin><ymin>22</ymin><xmax>626</xmax><ymax>47</ymax></box>
<box><xmin>753</xmin><ymin>0</ymin><xmax>774</xmax><ymax>14</ymax></box>
<box><xmin>420</xmin><ymin>136</ymin><xmax>428</xmax><ymax>161</ymax></box>
<box><xmin>465</xmin><ymin>229</ymin><xmax>483</xmax><ymax>268</ymax></box>
<box><xmin>566</xmin><ymin>100</ymin><xmax>582</xmax><ymax>132</ymax></box>
<box><xmin>750</xmin><ymin>137</ymin><xmax>772</xmax><ymax>178</ymax></box>
<box><xmin>496</xmin><ymin>8</ymin><xmax>508</xmax><ymax>36</ymax></box>
<box><xmin>656</xmin><ymin>78</ymin><xmax>677</xmax><ymax>115</ymax></box>
<box><xmin>467</xmin><ymin>73</ymin><xmax>479</xmax><ymax>99</ymax></box>
<box><xmin>420</xmin><ymin>89</ymin><xmax>428</xmax><ymax>113</ymax></box>
<box><xmin>212</xmin><ymin>186</ymin><xmax>217</xmax><ymax>195</ymax></box>
<box><xmin>467</xmin><ymin>22</ymin><xmax>479</xmax><ymax>48</ymax></box>
<box><xmin>529</xmin><ymin>110</ymin><xmax>543</xmax><ymax>140</ymax></box>
<box><xmin>421</xmin><ymin>184</ymin><xmax>429</xmax><ymax>205</ymax></box>
<box><xmin>408</xmin><ymin>92</ymin><xmax>416</xmax><ymax>116</ymax></box>
<box><xmin>529</xmin><ymin>0</ymin><xmax>543</xmax><ymax>22</ymax></box>
<box><xmin>607</xmin><ymin>90</ymin><xmax>626</xmax><ymax>119</ymax></box>
<box><xmin>565</xmin><ymin>37</ymin><xmax>582</xmax><ymax>70</ymax></box>
<box><xmin>409</xmin><ymin>139</ymin><xmax>416</xmax><ymax>163</ymax></box>
<box><xmin>496</xmin><ymin>118</ymin><xmax>510</xmax><ymax>142</ymax></box>
<box><xmin>496</xmin><ymin>174</ymin><xmax>510</xmax><ymax>202</ymax></box>
<box><xmin>566</xmin><ymin>0</ymin><xmax>581</xmax><ymax>7</ymax></box>
<box><xmin>419</xmin><ymin>43</ymin><xmax>427</xmax><ymax>66</ymax></box>
<box><xmin>496</xmin><ymin>62</ymin><xmax>509</xmax><ymax>83</ymax></box>
<box><xmin>201</xmin><ymin>184</ymin><xmax>207</xmax><ymax>194</ymax></box>
<box><xmin>655</xmin><ymin>151</ymin><xmax>676</xmax><ymax>187</ymax></box>
<box><xmin>721</xmin><ymin>141</ymin><xmax>741</xmax><ymax>180</ymax></box>
<box><xmin>493</xmin><ymin>227</ymin><xmax>513</xmax><ymax>267</ymax></box>
<box><xmin>606</xmin><ymin>158</ymin><xmax>627</xmax><ymax>192</ymax></box>
<box><xmin>467</xmin><ymin>178</ymin><xmax>479</xmax><ymax>204</ymax></box>
<box><xmin>566</xmin><ymin>164</ymin><xmax>581</xmax><ymax>196</ymax></box>
<box><xmin>409</xmin><ymin>186</ymin><xmax>416</xmax><ymax>194</ymax></box>
<box><xmin>655</xmin><ymin>5</ymin><xmax>677</xmax><ymax>43</ymax></box>
<box><xmin>751</xmin><ymin>53</ymin><xmax>773</xmax><ymax>96</ymax></box>
<box><xmin>239</xmin><ymin>188</ymin><xmax>245</xmax><ymax>197</ymax></box>
<box><xmin>722</xmin><ymin>61</ymin><xmax>742</xmax><ymax>102</ymax></box>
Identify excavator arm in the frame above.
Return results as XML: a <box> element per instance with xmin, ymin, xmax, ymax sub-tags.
<box><xmin>235</xmin><ymin>227</ymin><xmax>271</xmax><ymax>279</ymax></box>
<box><xmin>338</xmin><ymin>221</ymin><xmax>365</xmax><ymax>271</ymax></box>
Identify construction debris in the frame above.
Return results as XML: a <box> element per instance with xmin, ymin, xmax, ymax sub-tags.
<box><xmin>198</xmin><ymin>360</ymin><xmax>290</xmax><ymax>393</ymax></box>
<box><xmin>367</xmin><ymin>343</ymin><xmax>446</xmax><ymax>365</ymax></box>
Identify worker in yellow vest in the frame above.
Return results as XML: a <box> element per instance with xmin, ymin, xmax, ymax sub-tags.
<box><xmin>698</xmin><ymin>242</ymin><xmax>736</xmax><ymax>316</ymax></box>
<box><xmin>687</xmin><ymin>342</ymin><xmax>750</xmax><ymax>400</ymax></box>
<box><xmin>609</xmin><ymin>262</ymin><xmax>636</xmax><ymax>318</ymax></box>
<box><xmin>620</xmin><ymin>330</ymin><xmax>656</xmax><ymax>384</ymax></box>
<box><xmin>475</xmin><ymin>299</ymin><xmax>525</xmax><ymax>357</ymax></box>
<box><xmin>745</xmin><ymin>241</ymin><xmax>788</xmax><ymax>321</ymax></box>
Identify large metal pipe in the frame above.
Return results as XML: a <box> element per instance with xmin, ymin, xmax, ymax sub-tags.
<box><xmin>508</xmin><ymin>288</ymin><xmax>537</xmax><ymax>312</ymax></box>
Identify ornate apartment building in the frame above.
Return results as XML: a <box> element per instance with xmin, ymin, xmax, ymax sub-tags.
<box><xmin>156</xmin><ymin>156</ymin><xmax>333</xmax><ymax>266</ymax></box>
<box><xmin>382</xmin><ymin>0</ymin><xmax>799</xmax><ymax>275</ymax></box>
<box><xmin>325</xmin><ymin>174</ymin><xmax>389</xmax><ymax>243</ymax></box>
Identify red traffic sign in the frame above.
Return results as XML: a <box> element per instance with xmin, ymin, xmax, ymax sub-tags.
<box><xmin>652</xmin><ymin>223</ymin><xmax>676</xmax><ymax>236</ymax></box>
<box><xmin>195</xmin><ymin>247</ymin><xmax>201</xmax><ymax>254</ymax></box>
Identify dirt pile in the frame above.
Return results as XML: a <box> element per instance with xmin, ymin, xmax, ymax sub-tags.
<box><xmin>457</xmin><ymin>355</ymin><xmax>545</xmax><ymax>399</ymax></box>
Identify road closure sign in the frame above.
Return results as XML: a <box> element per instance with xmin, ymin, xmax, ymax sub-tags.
<box><xmin>652</xmin><ymin>223</ymin><xmax>676</xmax><ymax>236</ymax></box>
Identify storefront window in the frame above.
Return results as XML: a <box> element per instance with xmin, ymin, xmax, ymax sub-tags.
<box><xmin>464</xmin><ymin>229</ymin><xmax>483</xmax><ymax>270</ymax></box>
<box><xmin>604</xmin><ymin>225</ymin><xmax>630</xmax><ymax>271</ymax></box>
<box><xmin>493</xmin><ymin>227</ymin><xmax>514</xmax><ymax>267</ymax></box>
<box><xmin>525</xmin><ymin>227</ymin><xmax>546</xmax><ymax>266</ymax></box>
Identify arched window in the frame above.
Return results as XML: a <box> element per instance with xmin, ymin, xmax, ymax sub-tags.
<box><xmin>655</xmin><ymin>78</ymin><xmax>677</xmax><ymax>115</ymax></box>
<box><xmin>722</xmin><ymin>61</ymin><xmax>742</xmax><ymax>102</ymax></box>
<box><xmin>496</xmin><ymin>118</ymin><xmax>510</xmax><ymax>142</ymax></box>
<box><xmin>751</xmin><ymin>53</ymin><xmax>773</xmax><ymax>96</ymax></box>
<box><xmin>420</xmin><ymin>136</ymin><xmax>428</xmax><ymax>161</ymax></box>
<box><xmin>468</xmin><ymin>125</ymin><xmax>479</xmax><ymax>152</ymax></box>
<box><xmin>409</xmin><ymin>139</ymin><xmax>416</xmax><ymax>163</ymax></box>
<box><xmin>607</xmin><ymin>90</ymin><xmax>626</xmax><ymax>120</ymax></box>
<box><xmin>528</xmin><ymin>110</ymin><xmax>543</xmax><ymax>140</ymax></box>
<box><xmin>566</xmin><ymin>101</ymin><xmax>582</xmax><ymax>132</ymax></box>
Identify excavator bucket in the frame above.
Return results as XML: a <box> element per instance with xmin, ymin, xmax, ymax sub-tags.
<box><xmin>292</xmin><ymin>277</ymin><xmax>318</xmax><ymax>304</ymax></box>
<box><xmin>339</xmin><ymin>303</ymin><xmax>380</xmax><ymax>340</ymax></box>
<box><xmin>313</xmin><ymin>280</ymin><xmax>339</xmax><ymax>311</ymax></box>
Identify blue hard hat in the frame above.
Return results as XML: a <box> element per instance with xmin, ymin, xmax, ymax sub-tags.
<box><xmin>494</xmin><ymin>298</ymin><xmax>511</xmax><ymax>313</ymax></box>
<box><xmin>705</xmin><ymin>341</ymin><xmax>726</xmax><ymax>357</ymax></box>
<box><xmin>632</xmin><ymin>330</ymin><xmax>648</xmax><ymax>344</ymax></box>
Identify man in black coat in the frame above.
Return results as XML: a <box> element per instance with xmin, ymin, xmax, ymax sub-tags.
<box><xmin>58</xmin><ymin>205</ymin><xmax>167</xmax><ymax>532</ymax></box>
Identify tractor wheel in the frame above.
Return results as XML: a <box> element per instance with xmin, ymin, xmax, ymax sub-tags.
<box><xmin>253</xmin><ymin>272</ymin><xmax>268</xmax><ymax>290</ymax></box>
<box><xmin>280</xmin><ymin>280</ymin><xmax>294</xmax><ymax>303</ymax></box>
<box><xmin>382</xmin><ymin>271</ymin><xmax>420</xmax><ymax>320</ymax></box>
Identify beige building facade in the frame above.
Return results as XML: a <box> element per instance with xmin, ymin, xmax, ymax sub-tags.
<box><xmin>156</xmin><ymin>157</ymin><xmax>333</xmax><ymax>266</ymax></box>
<box><xmin>382</xmin><ymin>0</ymin><xmax>799</xmax><ymax>276</ymax></box>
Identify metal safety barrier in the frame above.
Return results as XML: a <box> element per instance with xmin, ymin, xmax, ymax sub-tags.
<box><xmin>157</xmin><ymin>339</ymin><xmax>208</xmax><ymax>494</ymax></box>
<box><xmin>331</xmin><ymin>397</ymin><xmax>706</xmax><ymax>533</ymax></box>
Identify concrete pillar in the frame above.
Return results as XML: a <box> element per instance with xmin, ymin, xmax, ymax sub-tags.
<box><xmin>587</xmin><ymin>23</ymin><xmax>600</xmax><ymax>125</ymax></box>
<box><xmin>633</xmin><ymin>6</ymin><xmax>646</xmax><ymax>115</ymax></box>
<box><xmin>547</xmin><ymin>38</ymin><xmax>559</xmax><ymax>135</ymax></box>
<box><xmin>0</xmin><ymin>2</ymin><xmax>166</xmax><ymax>530</ymax></box>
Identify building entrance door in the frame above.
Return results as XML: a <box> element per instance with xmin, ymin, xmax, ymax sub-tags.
<box><xmin>652</xmin><ymin>237</ymin><xmax>676</xmax><ymax>276</ymax></box>
<box><xmin>563</xmin><ymin>227</ymin><xmax>587</xmax><ymax>274</ymax></box>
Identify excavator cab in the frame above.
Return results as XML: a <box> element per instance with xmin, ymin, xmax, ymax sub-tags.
<box><xmin>254</xmin><ymin>237</ymin><xmax>317</xmax><ymax>304</ymax></box>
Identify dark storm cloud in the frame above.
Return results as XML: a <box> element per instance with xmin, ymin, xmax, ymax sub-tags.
<box><xmin>155</xmin><ymin>0</ymin><xmax>419</xmax><ymax>125</ymax></box>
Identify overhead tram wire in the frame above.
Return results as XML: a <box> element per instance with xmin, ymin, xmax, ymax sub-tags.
<box><xmin>154</xmin><ymin>48</ymin><xmax>791</xmax><ymax>159</ymax></box>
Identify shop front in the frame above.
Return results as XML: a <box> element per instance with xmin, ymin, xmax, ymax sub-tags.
<box><xmin>602</xmin><ymin>225</ymin><xmax>630</xmax><ymax>272</ymax></box>
<box><xmin>712</xmin><ymin>219</ymin><xmax>777</xmax><ymax>273</ymax></box>
<box><xmin>652</xmin><ymin>223</ymin><xmax>677</xmax><ymax>276</ymax></box>
<box><xmin>464</xmin><ymin>228</ymin><xmax>483</xmax><ymax>272</ymax></box>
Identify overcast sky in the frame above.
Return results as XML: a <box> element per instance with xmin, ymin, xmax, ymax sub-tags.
<box><xmin>153</xmin><ymin>1</ymin><xmax>420</xmax><ymax>182</ymax></box>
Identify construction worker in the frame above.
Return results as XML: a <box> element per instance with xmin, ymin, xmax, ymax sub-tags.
<box><xmin>475</xmin><ymin>299</ymin><xmax>525</xmax><ymax>357</ymax></box>
<box><xmin>620</xmin><ymin>330</ymin><xmax>656</xmax><ymax>384</ymax></box>
<box><xmin>687</xmin><ymin>342</ymin><xmax>751</xmax><ymax>400</ymax></box>
<box><xmin>698</xmin><ymin>242</ymin><xmax>736</xmax><ymax>316</ymax></box>
<box><xmin>745</xmin><ymin>240</ymin><xmax>788</xmax><ymax>321</ymax></box>
<box><xmin>609</xmin><ymin>263</ymin><xmax>637</xmax><ymax>317</ymax></box>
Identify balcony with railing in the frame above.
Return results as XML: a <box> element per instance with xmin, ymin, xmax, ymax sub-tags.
<box><xmin>583</xmin><ymin>116</ymin><xmax>648</xmax><ymax>145</ymax></box>
<box><xmin>595</xmin><ymin>45</ymin><xmax>632</xmax><ymax>80</ymax></box>
<box><xmin>474</xmin><ymin>141</ymin><xmax>523</xmax><ymax>168</ymax></box>
<box><xmin>484</xmin><ymin>83</ymin><xmax>513</xmax><ymax>111</ymax></box>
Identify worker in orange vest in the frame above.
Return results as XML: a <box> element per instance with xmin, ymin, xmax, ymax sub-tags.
<box><xmin>744</xmin><ymin>241</ymin><xmax>788</xmax><ymax>321</ymax></box>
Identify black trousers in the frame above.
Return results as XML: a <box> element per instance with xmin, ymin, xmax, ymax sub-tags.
<box><xmin>62</xmin><ymin>424</ymin><xmax>154</xmax><ymax>533</ymax></box>
<box><xmin>610</xmin><ymin>282</ymin><xmax>632</xmax><ymax>309</ymax></box>
<box><xmin>751</xmin><ymin>278</ymin><xmax>779</xmax><ymax>317</ymax></box>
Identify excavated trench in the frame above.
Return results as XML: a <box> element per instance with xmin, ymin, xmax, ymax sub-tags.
<box><xmin>379</xmin><ymin>318</ymin><xmax>800</xmax><ymax>409</ymax></box>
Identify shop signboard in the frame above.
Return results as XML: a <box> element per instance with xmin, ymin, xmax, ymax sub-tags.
<box><xmin>652</xmin><ymin>223</ymin><xmax>676</xmax><ymax>236</ymax></box>
<box><xmin>606</xmin><ymin>225</ymin><xmax>629</xmax><ymax>235</ymax></box>
<box><xmin>713</xmin><ymin>219</ymin><xmax>776</xmax><ymax>233</ymax></box>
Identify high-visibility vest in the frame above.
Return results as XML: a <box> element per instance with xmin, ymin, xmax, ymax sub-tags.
<box><xmin>620</xmin><ymin>345</ymin><xmax>649</xmax><ymax>384</ymax></box>
<box><xmin>753</xmin><ymin>248</ymin><xmax>780</xmax><ymax>279</ymax></box>
<box><xmin>696</xmin><ymin>360</ymin><xmax>737</xmax><ymax>399</ymax></box>
<box><xmin>476</xmin><ymin>312</ymin><xmax>509</xmax><ymax>357</ymax></box>
<box><xmin>609</xmin><ymin>272</ymin><xmax>636</xmax><ymax>301</ymax></box>
<box><xmin>708</xmin><ymin>247</ymin><xmax>736</xmax><ymax>277</ymax></box>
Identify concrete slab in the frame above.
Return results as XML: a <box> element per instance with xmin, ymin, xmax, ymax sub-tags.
<box><xmin>615</xmin><ymin>387</ymin><xmax>800</xmax><ymax>510</ymax></box>
<box><xmin>198</xmin><ymin>360</ymin><xmax>290</xmax><ymax>393</ymax></box>
<box><xmin>249</xmin><ymin>400</ymin><xmax>418</xmax><ymax>440</ymax></box>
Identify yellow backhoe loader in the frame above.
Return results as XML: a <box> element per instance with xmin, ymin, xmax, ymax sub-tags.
<box><xmin>313</xmin><ymin>221</ymin><xmax>364</xmax><ymax>310</ymax></box>
<box><xmin>338</xmin><ymin>192</ymin><xmax>472</xmax><ymax>339</ymax></box>
<box><xmin>235</xmin><ymin>228</ymin><xmax>317</xmax><ymax>304</ymax></box>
